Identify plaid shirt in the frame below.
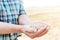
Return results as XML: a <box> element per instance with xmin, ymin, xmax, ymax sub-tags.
<box><xmin>0</xmin><ymin>0</ymin><xmax>26</xmax><ymax>40</ymax></box>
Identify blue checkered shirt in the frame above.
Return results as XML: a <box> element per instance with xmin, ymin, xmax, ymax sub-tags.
<box><xmin>0</xmin><ymin>0</ymin><xmax>26</xmax><ymax>40</ymax></box>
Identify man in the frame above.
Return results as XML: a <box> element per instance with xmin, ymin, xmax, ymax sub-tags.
<box><xmin>0</xmin><ymin>0</ymin><xmax>48</xmax><ymax>40</ymax></box>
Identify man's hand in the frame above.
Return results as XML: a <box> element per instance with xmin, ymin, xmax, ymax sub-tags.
<box><xmin>18</xmin><ymin>14</ymin><xmax>49</xmax><ymax>39</ymax></box>
<box><xmin>21</xmin><ymin>22</ymin><xmax>49</xmax><ymax>39</ymax></box>
<box><xmin>21</xmin><ymin>25</ymin><xmax>35</xmax><ymax>33</ymax></box>
<box><xmin>23</xmin><ymin>26</ymin><xmax>48</xmax><ymax>39</ymax></box>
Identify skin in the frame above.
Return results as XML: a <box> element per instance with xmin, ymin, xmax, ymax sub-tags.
<box><xmin>0</xmin><ymin>14</ymin><xmax>49</xmax><ymax>39</ymax></box>
<box><xmin>22</xmin><ymin>25</ymin><xmax>48</xmax><ymax>39</ymax></box>
<box><xmin>18</xmin><ymin>14</ymin><xmax>49</xmax><ymax>39</ymax></box>
<box><xmin>0</xmin><ymin>22</ymin><xmax>24</xmax><ymax>34</ymax></box>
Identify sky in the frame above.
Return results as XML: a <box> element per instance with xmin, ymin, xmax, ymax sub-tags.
<box><xmin>23</xmin><ymin>0</ymin><xmax>60</xmax><ymax>8</ymax></box>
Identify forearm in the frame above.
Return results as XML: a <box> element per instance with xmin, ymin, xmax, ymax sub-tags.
<box><xmin>18</xmin><ymin>14</ymin><xmax>32</xmax><ymax>25</ymax></box>
<box><xmin>0</xmin><ymin>22</ymin><xmax>22</xmax><ymax>34</ymax></box>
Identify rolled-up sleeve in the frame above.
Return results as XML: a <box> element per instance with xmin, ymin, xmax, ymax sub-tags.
<box><xmin>19</xmin><ymin>0</ymin><xmax>26</xmax><ymax>15</ymax></box>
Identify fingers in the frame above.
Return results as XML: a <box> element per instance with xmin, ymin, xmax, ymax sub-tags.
<box><xmin>30</xmin><ymin>27</ymin><xmax>47</xmax><ymax>38</ymax></box>
<box><xmin>22</xmin><ymin>21</ymin><xmax>50</xmax><ymax>39</ymax></box>
<box><xmin>23</xmin><ymin>27</ymin><xmax>48</xmax><ymax>39</ymax></box>
<box><xmin>35</xmin><ymin>25</ymin><xmax>49</xmax><ymax>37</ymax></box>
<box><xmin>37</xmin><ymin>26</ymin><xmax>47</xmax><ymax>32</ymax></box>
<box><xmin>36</xmin><ymin>28</ymin><xmax>48</xmax><ymax>37</ymax></box>
<box><xmin>23</xmin><ymin>30</ymin><xmax>36</xmax><ymax>39</ymax></box>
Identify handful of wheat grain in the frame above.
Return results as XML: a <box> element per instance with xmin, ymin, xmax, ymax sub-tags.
<box><xmin>30</xmin><ymin>21</ymin><xmax>47</xmax><ymax>32</ymax></box>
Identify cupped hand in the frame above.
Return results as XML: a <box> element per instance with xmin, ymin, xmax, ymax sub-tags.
<box><xmin>23</xmin><ymin>25</ymin><xmax>49</xmax><ymax>39</ymax></box>
<box><xmin>21</xmin><ymin>21</ymin><xmax>50</xmax><ymax>39</ymax></box>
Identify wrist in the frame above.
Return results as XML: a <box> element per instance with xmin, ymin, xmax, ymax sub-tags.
<box><xmin>15</xmin><ymin>25</ymin><xmax>23</xmax><ymax>33</ymax></box>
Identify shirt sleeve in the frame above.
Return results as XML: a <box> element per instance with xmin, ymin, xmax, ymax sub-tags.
<box><xmin>19</xmin><ymin>0</ymin><xmax>26</xmax><ymax>15</ymax></box>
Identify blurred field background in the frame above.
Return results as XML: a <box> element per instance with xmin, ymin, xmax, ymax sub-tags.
<box><xmin>18</xmin><ymin>7</ymin><xmax>60</xmax><ymax>40</ymax></box>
